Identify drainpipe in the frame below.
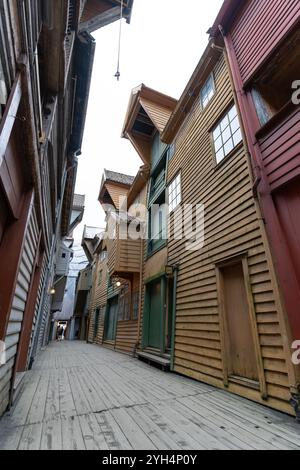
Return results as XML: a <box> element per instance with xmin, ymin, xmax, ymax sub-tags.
<box><xmin>170</xmin><ymin>265</ymin><xmax>179</xmax><ymax>371</ymax></box>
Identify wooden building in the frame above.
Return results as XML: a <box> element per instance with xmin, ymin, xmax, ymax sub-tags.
<box><xmin>88</xmin><ymin>168</ymin><xmax>149</xmax><ymax>354</ymax></box>
<box><xmin>208</xmin><ymin>0</ymin><xmax>300</xmax><ymax>418</ymax></box>
<box><xmin>0</xmin><ymin>0</ymin><xmax>134</xmax><ymax>417</ymax></box>
<box><xmin>156</xmin><ymin>29</ymin><xmax>297</xmax><ymax>415</ymax></box>
<box><xmin>122</xmin><ymin>85</ymin><xmax>177</xmax><ymax>366</ymax></box>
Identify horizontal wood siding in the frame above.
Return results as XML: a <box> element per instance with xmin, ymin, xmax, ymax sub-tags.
<box><xmin>231</xmin><ymin>0</ymin><xmax>300</xmax><ymax>84</ymax></box>
<box><xmin>87</xmin><ymin>256</ymin><xmax>108</xmax><ymax>344</ymax></box>
<box><xmin>118</xmin><ymin>239</ymin><xmax>142</xmax><ymax>273</ymax></box>
<box><xmin>0</xmin><ymin>203</ymin><xmax>39</xmax><ymax>415</ymax></box>
<box><xmin>259</xmin><ymin>107</ymin><xmax>300</xmax><ymax>191</ymax></box>
<box><xmin>115</xmin><ymin>320</ymin><xmax>138</xmax><ymax>354</ymax></box>
<box><xmin>140</xmin><ymin>98</ymin><xmax>173</xmax><ymax>134</ymax></box>
<box><xmin>115</xmin><ymin>274</ymin><xmax>140</xmax><ymax>354</ymax></box>
<box><xmin>167</xmin><ymin>54</ymin><xmax>293</xmax><ymax>415</ymax></box>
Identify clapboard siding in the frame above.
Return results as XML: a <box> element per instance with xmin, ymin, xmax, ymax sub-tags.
<box><xmin>167</xmin><ymin>54</ymin><xmax>293</xmax><ymax>414</ymax></box>
<box><xmin>115</xmin><ymin>274</ymin><xmax>140</xmax><ymax>354</ymax></box>
<box><xmin>87</xmin><ymin>255</ymin><xmax>108</xmax><ymax>345</ymax></box>
<box><xmin>231</xmin><ymin>0</ymin><xmax>300</xmax><ymax>84</ymax></box>
<box><xmin>258</xmin><ymin>106</ymin><xmax>300</xmax><ymax>191</ymax></box>
<box><xmin>27</xmin><ymin>255</ymin><xmax>47</xmax><ymax>366</ymax></box>
<box><xmin>0</xmin><ymin>203</ymin><xmax>39</xmax><ymax>415</ymax></box>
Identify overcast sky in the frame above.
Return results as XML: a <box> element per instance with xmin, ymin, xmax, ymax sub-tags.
<box><xmin>74</xmin><ymin>0</ymin><xmax>223</xmax><ymax>242</ymax></box>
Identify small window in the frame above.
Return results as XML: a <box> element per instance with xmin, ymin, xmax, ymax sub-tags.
<box><xmin>200</xmin><ymin>74</ymin><xmax>215</xmax><ymax>109</ymax></box>
<box><xmin>168</xmin><ymin>173</ymin><xmax>181</xmax><ymax>213</ymax></box>
<box><xmin>98</xmin><ymin>270</ymin><xmax>102</xmax><ymax>286</ymax></box>
<box><xmin>62</xmin><ymin>253</ymin><xmax>66</xmax><ymax>259</ymax></box>
<box><xmin>212</xmin><ymin>105</ymin><xmax>242</xmax><ymax>164</ymax></box>
<box><xmin>168</xmin><ymin>143</ymin><xmax>176</xmax><ymax>160</ymax></box>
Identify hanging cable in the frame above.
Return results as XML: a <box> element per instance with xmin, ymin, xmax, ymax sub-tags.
<box><xmin>114</xmin><ymin>0</ymin><xmax>124</xmax><ymax>81</ymax></box>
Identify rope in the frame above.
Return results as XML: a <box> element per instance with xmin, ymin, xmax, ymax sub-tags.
<box><xmin>115</xmin><ymin>0</ymin><xmax>124</xmax><ymax>81</ymax></box>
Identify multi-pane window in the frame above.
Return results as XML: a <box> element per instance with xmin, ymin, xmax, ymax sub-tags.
<box><xmin>200</xmin><ymin>74</ymin><xmax>215</xmax><ymax>109</ymax></box>
<box><xmin>118</xmin><ymin>285</ymin><xmax>130</xmax><ymax>321</ymax></box>
<box><xmin>98</xmin><ymin>269</ymin><xmax>102</xmax><ymax>286</ymax></box>
<box><xmin>168</xmin><ymin>173</ymin><xmax>181</xmax><ymax>212</ymax></box>
<box><xmin>212</xmin><ymin>105</ymin><xmax>243</xmax><ymax>164</ymax></box>
<box><xmin>132</xmin><ymin>291</ymin><xmax>139</xmax><ymax>320</ymax></box>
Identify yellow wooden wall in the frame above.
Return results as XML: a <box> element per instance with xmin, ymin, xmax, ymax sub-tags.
<box><xmin>167</xmin><ymin>53</ymin><xmax>295</xmax><ymax>415</ymax></box>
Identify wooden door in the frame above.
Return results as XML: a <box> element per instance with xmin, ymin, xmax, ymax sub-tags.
<box><xmin>221</xmin><ymin>262</ymin><xmax>258</xmax><ymax>381</ymax></box>
<box><xmin>105</xmin><ymin>297</ymin><xmax>118</xmax><ymax>341</ymax></box>
<box><xmin>148</xmin><ymin>280</ymin><xmax>162</xmax><ymax>349</ymax></box>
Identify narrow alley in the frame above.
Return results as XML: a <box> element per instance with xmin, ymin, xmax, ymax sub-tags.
<box><xmin>0</xmin><ymin>341</ymin><xmax>299</xmax><ymax>451</ymax></box>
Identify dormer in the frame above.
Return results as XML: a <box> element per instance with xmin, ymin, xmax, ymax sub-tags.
<box><xmin>122</xmin><ymin>84</ymin><xmax>177</xmax><ymax>165</ymax></box>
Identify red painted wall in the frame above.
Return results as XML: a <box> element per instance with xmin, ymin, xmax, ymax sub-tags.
<box><xmin>231</xmin><ymin>0</ymin><xmax>300</xmax><ymax>84</ymax></box>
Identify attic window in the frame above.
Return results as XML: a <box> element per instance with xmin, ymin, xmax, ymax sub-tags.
<box><xmin>200</xmin><ymin>74</ymin><xmax>215</xmax><ymax>109</ymax></box>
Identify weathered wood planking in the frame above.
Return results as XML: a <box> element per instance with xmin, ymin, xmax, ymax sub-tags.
<box><xmin>0</xmin><ymin>341</ymin><xmax>299</xmax><ymax>450</ymax></box>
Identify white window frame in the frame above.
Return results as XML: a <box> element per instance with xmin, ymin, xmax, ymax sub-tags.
<box><xmin>212</xmin><ymin>104</ymin><xmax>243</xmax><ymax>164</ymax></box>
<box><xmin>168</xmin><ymin>173</ymin><xmax>181</xmax><ymax>213</ymax></box>
<box><xmin>200</xmin><ymin>74</ymin><xmax>215</xmax><ymax>109</ymax></box>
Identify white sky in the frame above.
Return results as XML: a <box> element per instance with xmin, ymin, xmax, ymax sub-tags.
<box><xmin>74</xmin><ymin>0</ymin><xmax>223</xmax><ymax>242</ymax></box>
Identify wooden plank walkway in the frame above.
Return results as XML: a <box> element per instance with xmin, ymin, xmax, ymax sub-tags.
<box><xmin>0</xmin><ymin>341</ymin><xmax>299</xmax><ymax>450</ymax></box>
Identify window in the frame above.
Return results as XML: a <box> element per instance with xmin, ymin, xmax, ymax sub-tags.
<box><xmin>62</xmin><ymin>253</ymin><xmax>66</xmax><ymax>259</ymax></box>
<box><xmin>200</xmin><ymin>74</ymin><xmax>215</xmax><ymax>109</ymax></box>
<box><xmin>98</xmin><ymin>270</ymin><xmax>102</xmax><ymax>286</ymax></box>
<box><xmin>100</xmin><ymin>250</ymin><xmax>107</xmax><ymax>262</ymax></box>
<box><xmin>148</xmin><ymin>135</ymin><xmax>168</xmax><ymax>256</ymax></box>
<box><xmin>132</xmin><ymin>291</ymin><xmax>139</xmax><ymax>320</ymax></box>
<box><xmin>118</xmin><ymin>285</ymin><xmax>130</xmax><ymax>321</ymax></box>
<box><xmin>151</xmin><ymin>132</ymin><xmax>167</xmax><ymax>169</ymax></box>
<box><xmin>212</xmin><ymin>105</ymin><xmax>242</xmax><ymax>164</ymax></box>
<box><xmin>168</xmin><ymin>173</ymin><xmax>181</xmax><ymax>212</ymax></box>
<box><xmin>168</xmin><ymin>143</ymin><xmax>176</xmax><ymax>160</ymax></box>
<box><xmin>148</xmin><ymin>192</ymin><xmax>167</xmax><ymax>255</ymax></box>
<box><xmin>250</xmin><ymin>27</ymin><xmax>300</xmax><ymax>126</ymax></box>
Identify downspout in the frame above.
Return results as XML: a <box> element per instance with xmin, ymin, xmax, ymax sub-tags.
<box><xmin>170</xmin><ymin>265</ymin><xmax>179</xmax><ymax>371</ymax></box>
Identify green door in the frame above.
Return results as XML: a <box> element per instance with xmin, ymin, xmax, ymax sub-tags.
<box><xmin>93</xmin><ymin>308</ymin><xmax>100</xmax><ymax>340</ymax></box>
<box><xmin>148</xmin><ymin>280</ymin><xmax>162</xmax><ymax>349</ymax></box>
<box><xmin>105</xmin><ymin>297</ymin><xmax>118</xmax><ymax>341</ymax></box>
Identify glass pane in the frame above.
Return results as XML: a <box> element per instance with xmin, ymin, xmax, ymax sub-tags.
<box><xmin>221</xmin><ymin>125</ymin><xmax>232</xmax><ymax>144</ymax></box>
<box><xmin>220</xmin><ymin>114</ymin><xmax>229</xmax><ymax>131</ymax></box>
<box><xmin>224</xmin><ymin>138</ymin><xmax>234</xmax><ymax>156</ymax></box>
<box><xmin>228</xmin><ymin>105</ymin><xmax>237</xmax><ymax>122</ymax></box>
<box><xmin>233</xmin><ymin>128</ymin><xmax>242</xmax><ymax>146</ymax></box>
<box><xmin>230</xmin><ymin>115</ymin><xmax>240</xmax><ymax>134</ymax></box>
<box><xmin>214</xmin><ymin>135</ymin><xmax>223</xmax><ymax>152</ymax></box>
<box><xmin>213</xmin><ymin>125</ymin><xmax>221</xmax><ymax>140</ymax></box>
<box><xmin>216</xmin><ymin>148</ymin><xmax>224</xmax><ymax>163</ymax></box>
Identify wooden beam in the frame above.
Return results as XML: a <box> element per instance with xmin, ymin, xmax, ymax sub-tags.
<box><xmin>0</xmin><ymin>73</ymin><xmax>21</xmax><ymax>168</ymax></box>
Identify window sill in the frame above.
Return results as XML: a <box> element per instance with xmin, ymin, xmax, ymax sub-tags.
<box><xmin>147</xmin><ymin>240</ymin><xmax>167</xmax><ymax>259</ymax></box>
